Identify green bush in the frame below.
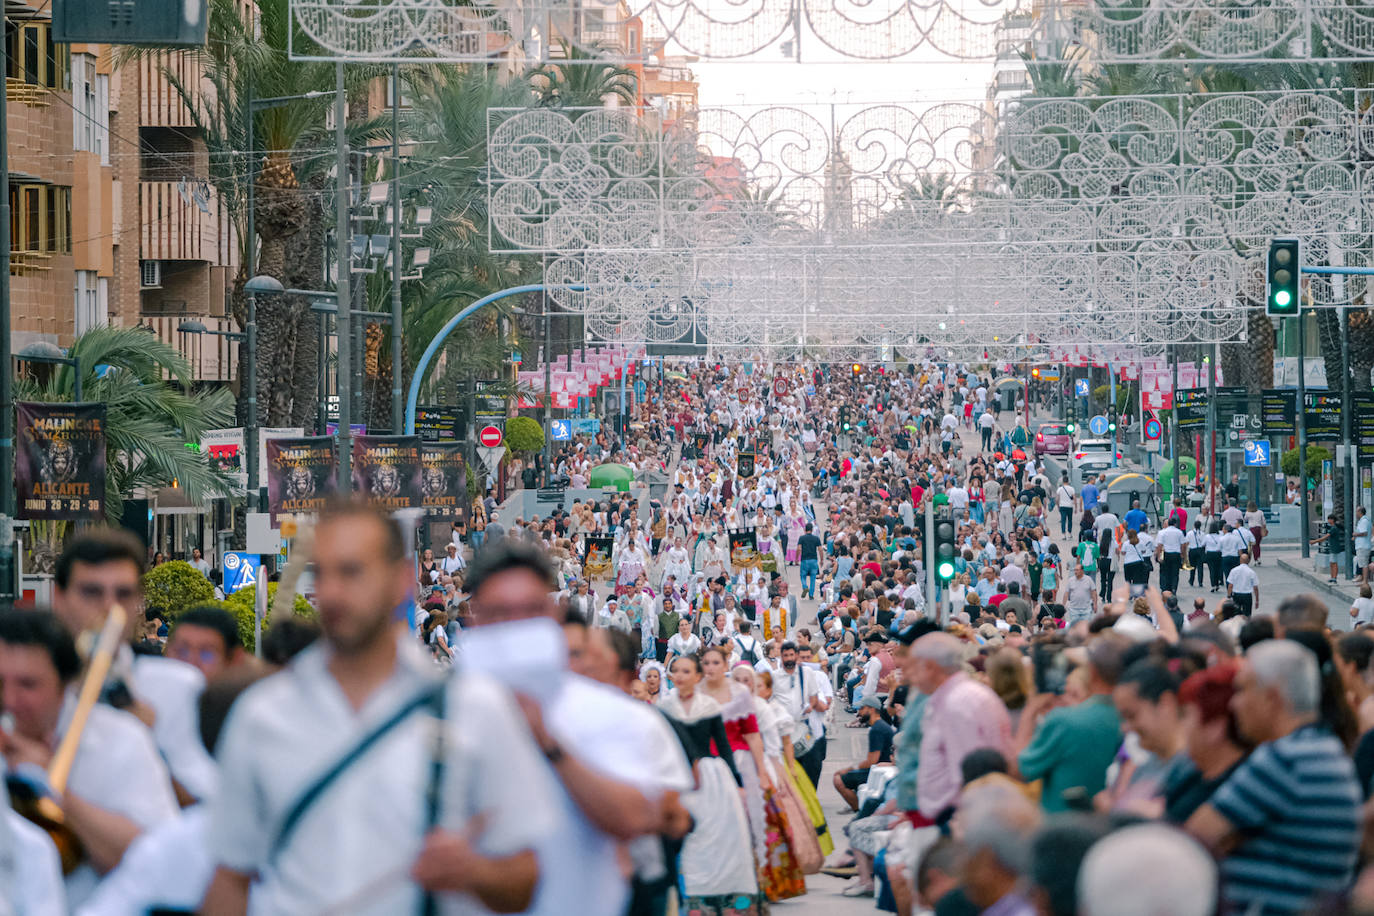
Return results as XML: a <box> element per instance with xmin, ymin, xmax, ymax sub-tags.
<box><xmin>1281</xmin><ymin>445</ymin><xmax>1332</xmax><ymax>484</ymax></box>
<box><xmin>142</xmin><ymin>561</ymin><xmax>215</xmax><ymax>620</ymax></box>
<box><xmin>223</xmin><ymin>583</ymin><xmax>316</xmax><ymax>654</ymax></box>
<box><xmin>504</xmin><ymin>415</ymin><xmax>544</xmax><ymax>455</ymax></box>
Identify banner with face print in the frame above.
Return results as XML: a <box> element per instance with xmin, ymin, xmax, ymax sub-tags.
<box><xmin>265</xmin><ymin>436</ymin><xmax>338</xmax><ymax>525</ymax></box>
<box><xmin>420</xmin><ymin>443</ymin><xmax>469</xmax><ymax>521</ymax></box>
<box><xmin>351</xmin><ymin>435</ymin><xmax>423</xmax><ymax>510</ymax></box>
<box><xmin>15</xmin><ymin>402</ymin><xmax>106</xmax><ymax>519</ymax></box>
<box><xmin>729</xmin><ymin>528</ymin><xmax>760</xmax><ymax>571</ymax></box>
<box><xmin>583</xmin><ymin>536</ymin><xmax>615</xmax><ymax>581</ymax></box>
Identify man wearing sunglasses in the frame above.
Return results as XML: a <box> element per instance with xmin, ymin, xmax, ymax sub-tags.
<box><xmin>53</xmin><ymin>529</ymin><xmax>218</xmax><ymax>804</ymax></box>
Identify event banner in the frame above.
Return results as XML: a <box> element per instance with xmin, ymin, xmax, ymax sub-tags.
<box><xmin>1355</xmin><ymin>394</ymin><xmax>1374</xmax><ymax>461</ymax></box>
<box><xmin>737</xmin><ymin>452</ymin><xmax>756</xmax><ymax>479</ymax></box>
<box><xmin>1303</xmin><ymin>392</ymin><xmax>1343</xmax><ymax>440</ymax></box>
<box><xmin>583</xmin><ymin>536</ymin><xmax>615</xmax><ymax>580</ymax></box>
<box><xmin>420</xmin><ymin>443</ymin><xmax>469</xmax><ymax>520</ymax></box>
<box><xmin>1173</xmin><ymin>389</ymin><xmax>1207</xmax><ymax>433</ymax></box>
<box><xmin>265</xmin><ymin>436</ymin><xmax>338</xmax><ymax>524</ymax></box>
<box><xmin>1260</xmin><ymin>390</ymin><xmax>1298</xmax><ymax>437</ymax></box>
<box><xmin>729</xmin><ymin>528</ymin><xmax>760</xmax><ymax>570</ymax></box>
<box><xmin>201</xmin><ymin>427</ymin><xmax>246</xmax><ymax>489</ymax></box>
<box><xmin>15</xmin><ymin>401</ymin><xmax>106</xmax><ymax>519</ymax></box>
<box><xmin>351</xmin><ymin>435</ymin><xmax>423</xmax><ymax>510</ymax></box>
<box><xmin>693</xmin><ymin>432</ymin><xmax>709</xmax><ymax>454</ymax></box>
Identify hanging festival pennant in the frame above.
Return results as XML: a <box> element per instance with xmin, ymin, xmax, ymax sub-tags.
<box><xmin>420</xmin><ymin>443</ymin><xmax>469</xmax><ymax>521</ymax></box>
<box><xmin>265</xmin><ymin>436</ymin><xmax>338</xmax><ymax>525</ymax></box>
<box><xmin>15</xmin><ymin>402</ymin><xmax>106</xmax><ymax>520</ymax></box>
<box><xmin>351</xmin><ymin>435</ymin><xmax>423</xmax><ymax>511</ymax></box>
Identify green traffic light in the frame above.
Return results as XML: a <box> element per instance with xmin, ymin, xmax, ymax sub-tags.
<box><xmin>1274</xmin><ymin>290</ymin><xmax>1291</xmax><ymax>307</ymax></box>
<box><xmin>937</xmin><ymin>561</ymin><xmax>955</xmax><ymax>580</ymax></box>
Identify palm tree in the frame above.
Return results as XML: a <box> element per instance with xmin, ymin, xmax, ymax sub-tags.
<box><xmin>14</xmin><ymin>327</ymin><xmax>236</xmax><ymax>523</ymax></box>
<box><xmin>400</xmin><ymin>66</ymin><xmax>542</xmax><ymax>394</ymax></box>
<box><xmin>528</xmin><ymin>41</ymin><xmax>638</xmax><ymax>108</ymax></box>
<box><xmin>139</xmin><ymin>0</ymin><xmax>386</xmax><ymax>430</ymax></box>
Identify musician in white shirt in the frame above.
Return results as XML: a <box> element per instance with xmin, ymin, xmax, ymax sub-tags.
<box><xmin>204</xmin><ymin>505</ymin><xmax>552</xmax><ymax>915</ymax></box>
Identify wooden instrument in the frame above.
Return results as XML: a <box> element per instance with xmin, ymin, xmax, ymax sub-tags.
<box><xmin>8</xmin><ymin>603</ymin><xmax>126</xmax><ymax>873</ymax></box>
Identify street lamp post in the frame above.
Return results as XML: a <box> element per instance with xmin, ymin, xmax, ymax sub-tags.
<box><xmin>16</xmin><ymin>342</ymin><xmax>83</xmax><ymax>401</ymax></box>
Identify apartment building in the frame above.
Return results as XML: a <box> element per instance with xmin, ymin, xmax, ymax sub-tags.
<box><xmin>5</xmin><ymin>8</ymin><xmax>237</xmax><ymax>379</ymax></box>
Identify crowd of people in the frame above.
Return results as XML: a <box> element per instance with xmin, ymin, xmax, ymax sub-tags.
<box><xmin>4</xmin><ymin>357</ymin><xmax>1374</xmax><ymax>916</ymax></box>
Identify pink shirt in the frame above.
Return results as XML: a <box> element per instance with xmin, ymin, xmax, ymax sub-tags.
<box><xmin>917</xmin><ymin>672</ymin><xmax>1013</xmax><ymax>817</ymax></box>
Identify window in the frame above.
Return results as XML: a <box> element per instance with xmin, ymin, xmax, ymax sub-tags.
<box><xmin>71</xmin><ymin>55</ymin><xmax>109</xmax><ymax>162</ymax></box>
<box><xmin>74</xmin><ymin>271</ymin><xmax>108</xmax><ymax>334</ymax></box>
<box><xmin>8</xmin><ymin>185</ymin><xmax>72</xmax><ymax>254</ymax></box>
<box><xmin>5</xmin><ymin>22</ymin><xmax>69</xmax><ymax>90</ymax></box>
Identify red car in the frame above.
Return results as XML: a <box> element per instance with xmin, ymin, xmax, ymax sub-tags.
<box><xmin>1035</xmin><ymin>422</ymin><xmax>1073</xmax><ymax>456</ymax></box>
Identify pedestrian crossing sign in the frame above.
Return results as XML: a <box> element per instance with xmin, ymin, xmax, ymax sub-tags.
<box><xmin>550</xmin><ymin>419</ymin><xmax>571</xmax><ymax>441</ymax></box>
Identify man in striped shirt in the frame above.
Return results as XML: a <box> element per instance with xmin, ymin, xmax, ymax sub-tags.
<box><xmin>1186</xmin><ymin>639</ymin><xmax>1361</xmax><ymax>915</ymax></box>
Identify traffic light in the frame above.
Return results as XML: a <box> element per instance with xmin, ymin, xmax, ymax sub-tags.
<box><xmin>840</xmin><ymin>406</ymin><xmax>851</xmax><ymax>431</ymax></box>
<box><xmin>1266</xmin><ymin>237</ymin><xmax>1301</xmax><ymax>317</ymax></box>
<box><xmin>852</xmin><ymin>363</ymin><xmax>862</xmax><ymax>377</ymax></box>
<box><xmin>1066</xmin><ymin>421</ymin><xmax>1076</xmax><ymax>435</ymax></box>
<box><xmin>933</xmin><ymin>517</ymin><xmax>957</xmax><ymax>582</ymax></box>
<box><xmin>1108</xmin><ymin>420</ymin><xmax>1117</xmax><ymax>433</ymax></box>
<box><xmin>1031</xmin><ymin>368</ymin><xmax>1040</xmax><ymax>379</ymax></box>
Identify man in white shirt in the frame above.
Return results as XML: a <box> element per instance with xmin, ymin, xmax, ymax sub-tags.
<box><xmin>1055</xmin><ymin>478</ymin><xmax>1076</xmax><ymax>536</ymax></box>
<box><xmin>774</xmin><ymin>642</ymin><xmax>831</xmax><ymax>789</ymax></box>
<box><xmin>1226</xmin><ymin>551</ymin><xmax>1259</xmax><ymax>616</ymax></box>
<box><xmin>978</xmin><ymin>409</ymin><xmax>997</xmax><ymax>451</ymax></box>
<box><xmin>189</xmin><ymin>548</ymin><xmax>213</xmax><ymax>578</ymax></box>
<box><xmin>1155</xmin><ymin>517</ymin><xmax>1187</xmax><ymax>594</ymax></box>
<box><xmin>53</xmin><ymin>530</ymin><xmax>219</xmax><ymax>805</ymax></box>
<box><xmin>459</xmin><ymin>540</ymin><xmax>693</xmax><ymax>916</ymax></box>
<box><xmin>204</xmin><ymin>504</ymin><xmax>552</xmax><ymax>915</ymax></box>
<box><xmin>947</xmin><ymin>483</ymin><xmax>969</xmax><ymax>520</ymax></box>
<box><xmin>440</xmin><ymin>542</ymin><xmax>465</xmax><ymax>578</ymax></box>
<box><xmin>0</xmin><ymin>611</ymin><xmax>179</xmax><ymax>909</ymax></box>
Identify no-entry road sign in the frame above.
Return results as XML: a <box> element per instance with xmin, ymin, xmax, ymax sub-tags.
<box><xmin>479</xmin><ymin>425</ymin><xmax>504</xmax><ymax>448</ymax></box>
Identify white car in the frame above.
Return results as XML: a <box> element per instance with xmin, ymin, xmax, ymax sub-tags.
<box><xmin>1071</xmin><ymin>439</ymin><xmax>1123</xmax><ymax>477</ymax></box>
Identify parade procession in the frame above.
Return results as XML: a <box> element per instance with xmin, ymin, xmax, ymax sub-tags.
<box><xmin>4</xmin><ymin>0</ymin><xmax>1374</xmax><ymax>913</ymax></box>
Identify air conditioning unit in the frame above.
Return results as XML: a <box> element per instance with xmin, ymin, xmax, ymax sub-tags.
<box><xmin>140</xmin><ymin>260</ymin><xmax>162</xmax><ymax>289</ymax></box>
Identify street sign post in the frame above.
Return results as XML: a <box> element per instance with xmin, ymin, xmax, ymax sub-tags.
<box><xmin>478</xmin><ymin>425</ymin><xmax>504</xmax><ymax>448</ymax></box>
<box><xmin>1089</xmin><ymin>415</ymin><xmax>1109</xmax><ymax>436</ymax></box>
<box><xmin>549</xmin><ymin>419</ymin><xmax>571</xmax><ymax>441</ymax></box>
<box><xmin>1075</xmin><ymin>379</ymin><xmax>1090</xmax><ymax>398</ymax></box>
<box><xmin>1144</xmin><ymin>418</ymin><xmax>1162</xmax><ymax>440</ymax></box>
<box><xmin>1243</xmin><ymin>440</ymin><xmax>1271</xmax><ymax>467</ymax></box>
<box><xmin>222</xmin><ymin>552</ymin><xmax>260</xmax><ymax>594</ymax></box>
<box><xmin>477</xmin><ymin>445</ymin><xmax>505</xmax><ymax>477</ymax></box>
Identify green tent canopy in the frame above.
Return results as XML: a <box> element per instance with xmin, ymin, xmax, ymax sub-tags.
<box><xmin>588</xmin><ymin>463</ymin><xmax>635</xmax><ymax>491</ymax></box>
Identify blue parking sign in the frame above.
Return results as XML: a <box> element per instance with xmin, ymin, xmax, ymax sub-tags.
<box><xmin>550</xmin><ymin>419</ymin><xmax>571</xmax><ymax>441</ymax></box>
<box><xmin>223</xmin><ymin>552</ymin><xmax>260</xmax><ymax>594</ymax></box>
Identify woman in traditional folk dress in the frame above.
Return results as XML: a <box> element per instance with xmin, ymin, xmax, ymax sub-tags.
<box><xmin>658</xmin><ymin>655</ymin><xmax>763</xmax><ymax>916</ymax></box>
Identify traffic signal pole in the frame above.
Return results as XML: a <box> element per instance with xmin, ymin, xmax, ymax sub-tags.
<box><xmin>925</xmin><ymin>498</ymin><xmax>936</xmax><ymax>625</ymax></box>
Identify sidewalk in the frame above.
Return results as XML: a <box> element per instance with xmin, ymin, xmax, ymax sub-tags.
<box><xmin>1267</xmin><ymin>545</ymin><xmax>1364</xmax><ymax>607</ymax></box>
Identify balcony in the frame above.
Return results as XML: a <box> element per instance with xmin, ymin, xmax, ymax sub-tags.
<box><xmin>140</xmin><ymin>180</ymin><xmax>226</xmax><ymax>263</ymax></box>
<box><xmin>141</xmin><ymin>313</ymin><xmax>240</xmax><ymax>382</ymax></box>
<box><xmin>136</xmin><ymin>52</ymin><xmax>202</xmax><ymax>128</ymax></box>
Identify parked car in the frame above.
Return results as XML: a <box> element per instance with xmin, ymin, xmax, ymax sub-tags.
<box><xmin>1034</xmin><ymin>422</ymin><xmax>1073</xmax><ymax>456</ymax></box>
<box><xmin>1071</xmin><ymin>438</ymin><xmax>1124</xmax><ymax>478</ymax></box>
